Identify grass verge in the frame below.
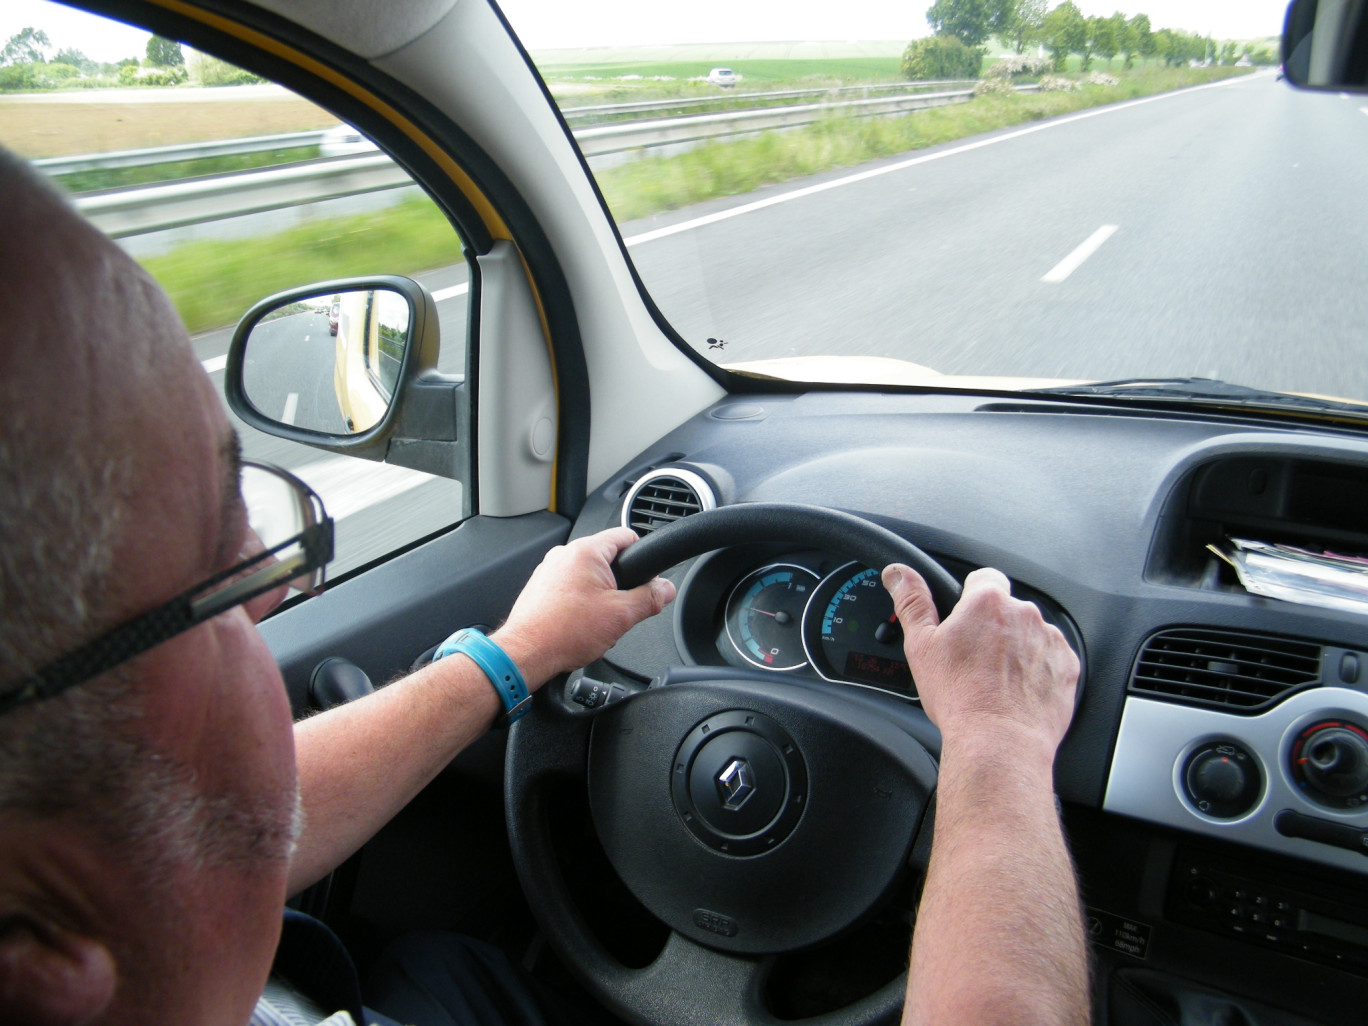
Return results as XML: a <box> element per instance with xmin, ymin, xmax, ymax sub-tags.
<box><xmin>141</xmin><ymin>196</ymin><xmax>462</xmax><ymax>335</ymax></box>
<box><xmin>596</xmin><ymin>65</ymin><xmax>1252</xmax><ymax>221</ymax></box>
<box><xmin>144</xmin><ymin>64</ymin><xmax>1253</xmax><ymax>335</ymax></box>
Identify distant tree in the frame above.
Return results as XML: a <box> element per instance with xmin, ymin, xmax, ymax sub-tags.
<box><xmin>1</xmin><ymin>27</ymin><xmax>52</xmax><ymax>66</ymax></box>
<box><xmin>1089</xmin><ymin>16</ymin><xmax>1117</xmax><ymax>69</ymax></box>
<box><xmin>1220</xmin><ymin>40</ymin><xmax>1238</xmax><ymax>65</ymax></box>
<box><xmin>926</xmin><ymin>0</ymin><xmax>1002</xmax><ymax>48</ymax></box>
<box><xmin>1125</xmin><ymin>13</ymin><xmax>1153</xmax><ymax>67</ymax></box>
<box><xmin>1002</xmin><ymin>0</ymin><xmax>1048</xmax><ymax>54</ymax></box>
<box><xmin>1106</xmin><ymin>12</ymin><xmax>1129</xmax><ymax>67</ymax></box>
<box><xmin>1153</xmin><ymin>28</ymin><xmax>1175</xmax><ymax>66</ymax></box>
<box><xmin>145</xmin><ymin>35</ymin><xmax>184</xmax><ymax>67</ymax></box>
<box><xmin>53</xmin><ymin>46</ymin><xmax>94</xmax><ymax>74</ymax></box>
<box><xmin>1041</xmin><ymin>2</ymin><xmax>1086</xmax><ymax>71</ymax></box>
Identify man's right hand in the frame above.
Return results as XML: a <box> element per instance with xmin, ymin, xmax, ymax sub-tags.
<box><xmin>494</xmin><ymin>528</ymin><xmax>675</xmax><ymax>689</ymax></box>
<box><xmin>881</xmin><ymin>564</ymin><xmax>1079</xmax><ymax>758</ymax></box>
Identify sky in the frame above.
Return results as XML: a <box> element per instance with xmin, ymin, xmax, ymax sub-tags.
<box><xmin>0</xmin><ymin>1</ymin><xmax>1290</xmax><ymax>64</ymax></box>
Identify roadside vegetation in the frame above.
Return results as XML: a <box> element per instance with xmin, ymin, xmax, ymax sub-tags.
<box><xmin>140</xmin><ymin>195</ymin><xmax>464</xmax><ymax>334</ymax></box>
<box><xmin>595</xmin><ymin>64</ymin><xmax>1249</xmax><ymax>223</ymax></box>
<box><xmin>0</xmin><ymin>28</ymin><xmax>260</xmax><ymax>90</ymax></box>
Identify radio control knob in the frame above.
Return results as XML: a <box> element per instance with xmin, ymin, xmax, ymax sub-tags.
<box><xmin>1184</xmin><ymin>743</ymin><xmax>1261</xmax><ymax>819</ymax></box>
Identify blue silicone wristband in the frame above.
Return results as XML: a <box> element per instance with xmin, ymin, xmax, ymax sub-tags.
<box><xmin>433</xmin><ymin>627</ymin><xmax>531</xmax><ymax>725</ymax></box>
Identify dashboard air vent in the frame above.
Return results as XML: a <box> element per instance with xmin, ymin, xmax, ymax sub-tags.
<box><xmin>621</xmin><ymin>468</ymin><xmax>716</xmax><ymax>536</ymax></box>
<box><xmin>1130</xmin><ymin>628</ymin><xmax>1322</xmax><ymax>711</ymax></box>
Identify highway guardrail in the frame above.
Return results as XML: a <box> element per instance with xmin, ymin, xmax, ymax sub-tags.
<box><xmin>72</xmin><ymin>84</ymin><xmax>1036</xmax><ymax>238</ymax></box>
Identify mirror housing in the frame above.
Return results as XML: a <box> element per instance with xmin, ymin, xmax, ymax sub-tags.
<box><xmin>226</xmin><ymin>275</ymin><xmax>467</xmax><ymax>481</ymax></box>
<box><xmin>1282</xmin><ymin>0</ymin><xmax>1368</xmax><ymax>90</ymax></box>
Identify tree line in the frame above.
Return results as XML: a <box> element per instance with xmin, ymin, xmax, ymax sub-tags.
<box><xmin>0</xmin><ymin>27</ymin><xmax>264</xmax><ymax>90</ymax></box>
<box><xmin>910</xmin><ymin>0</ymin><xmax>1276</xmax><ymax>78</ymax></box>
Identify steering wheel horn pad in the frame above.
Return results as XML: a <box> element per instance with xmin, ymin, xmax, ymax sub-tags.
<box><xmin>588</xmin><ymin>679</ymin><xmax>936</xmax><ymax>956</ymax></box>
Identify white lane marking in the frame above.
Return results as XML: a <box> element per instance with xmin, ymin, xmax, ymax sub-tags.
<box><xmin>281</xmin><ymin>392</ymin><xmax>299</xmax><ymax>425</ymax></box>
<box><xmin>1042</xmin><ymin>225</ymin><xmax>1118</xmax><ymax>283</ymax></box>
<box><xmin>202</xmin><ymin>354</ymin><xmax>228</xmax><ymax>373</ymax></box>
<box><xmin>290</xmin><ymin>455</ymin><xmax>433</xmax><ymax>521</ymax></box>
<box><xmin>433</xmin><ymin>283</ymin><xmax>469</xmax><ymax>302</ymax></box>
<box><xmin>623</xmin><ymin>75</ymin><xmax>1253</xmax><ymax>248</ymax></box>
<box><xmin>1360</xmin><ymin>107</ymin><xmax>1368</xmax><ymax>116</ymax></box>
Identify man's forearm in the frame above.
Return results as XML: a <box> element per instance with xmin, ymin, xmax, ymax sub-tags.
<box><xmin>286</xmin><ymin>652</ymin><xmax>507</xmax><ymax>896</ymax></box>
<box><xmin>902</xmin><ymin>734</ymin><xmax>1089</xmax><ymax>1026</ymax></box>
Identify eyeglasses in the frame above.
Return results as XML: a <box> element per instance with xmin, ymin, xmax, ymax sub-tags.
<box><xmin>0</xmin><ymin>460</ymin><xmax>334</xmax><ymax>716</ymax></box>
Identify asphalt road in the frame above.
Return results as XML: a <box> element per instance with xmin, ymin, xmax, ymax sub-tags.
<box><xmin>193</xmin><ymin>71</ymin><xmax>1368</xmax><ymax>577</ymax></box>
<box><xmin>629</xmin><ymin>71</ymin><xmax>1367</xmax><ymax>400</ymax></box>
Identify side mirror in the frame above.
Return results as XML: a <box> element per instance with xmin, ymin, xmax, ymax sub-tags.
<box><xmin>1282</xmin><ymin>0</ymin><xmax>1368</xmax><ymax>90</ymax></box>
<box><xmin>226</xmin><ymin>276</ymin><xmax>467</xmax><ymax>480</ymax></box>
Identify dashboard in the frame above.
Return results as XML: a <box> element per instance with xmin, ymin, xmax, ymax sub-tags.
<box><xmin>568</xmin><ymin>388</ymin><xmax>1368</xmax><ymax>1019</ymax></box>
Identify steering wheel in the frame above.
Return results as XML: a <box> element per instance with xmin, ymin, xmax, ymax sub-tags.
<box><xmin>505</xmin><ymin>503</ymin><xmax>961</xmax><ymax>1026</ymax></box>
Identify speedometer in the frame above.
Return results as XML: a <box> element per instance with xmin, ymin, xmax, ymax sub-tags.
<box><xmin>802</xmin><ymin>563</ymin><xmax>915</xmax><ymax>697</ymax></box>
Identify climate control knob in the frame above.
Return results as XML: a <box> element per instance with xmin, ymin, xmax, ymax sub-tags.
<box><xmin>1183</xmin><ymin>742</ymin><xmax>1261</xmax><ymax>819</ymax></box>
<box><xmin>1291</xmin><ymin>721</ymin><xmax>1368</xmax><ymax>809</ymax></box>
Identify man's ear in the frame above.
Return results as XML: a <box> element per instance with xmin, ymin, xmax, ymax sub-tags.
<box><xmin>0</xmin><ymin>916</ymin><xmax>116</xmax><ymax>1025</ymax></box>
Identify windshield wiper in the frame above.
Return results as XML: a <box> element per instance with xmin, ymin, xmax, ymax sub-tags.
<box><xmin>1025</xmin><ymin>377</ymin><xmax>1368</xmax><ymax>417</ymax></box>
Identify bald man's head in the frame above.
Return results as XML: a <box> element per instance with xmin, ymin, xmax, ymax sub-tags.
<box><xmin>0</xmin><ymin>146</ymin><xmax>304</xmax><ymax>1026</ymax></box>
<box><xmin>0</xmin><ymin>148</ymin><xmax>210</xmax><ymax>685</ymax></box>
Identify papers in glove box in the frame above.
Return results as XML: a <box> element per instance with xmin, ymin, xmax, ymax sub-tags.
<box><xmin>1208</xmin><ymin>538</ymin><xmax>1368</xmax><ymax>615</ymax></box>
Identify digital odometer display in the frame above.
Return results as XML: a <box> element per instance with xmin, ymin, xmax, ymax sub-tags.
<box><xmin>843</xmin><ymin>650</ymin><xmax>913</xmax><ymax>690</ymax></box>
<box><xmin>802</xmin><ymin>563</ymin><xmax>916</xmax><ymax>698</ymax></box>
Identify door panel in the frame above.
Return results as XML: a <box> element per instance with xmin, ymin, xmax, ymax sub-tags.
<box><xmin>261</xmin><ymin>511</ymin><xmax>570</xmax><ymax>714</ymax></box>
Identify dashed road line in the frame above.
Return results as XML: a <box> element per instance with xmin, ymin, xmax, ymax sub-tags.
<box><xmin>433</xmin><ymin>282</ymin><xmax>469</xmax><ymax>301</ymax></box>
<box><xmin>1042</xmin><ymin>225</ymin><xmax>1118</xmax><ymax>283</ymax></box>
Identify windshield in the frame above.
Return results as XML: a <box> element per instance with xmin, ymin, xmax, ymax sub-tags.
<box><xmin>497</xmin><ymin>1</ymin><xmax>1360</xmax><ymax>409</ymax></box>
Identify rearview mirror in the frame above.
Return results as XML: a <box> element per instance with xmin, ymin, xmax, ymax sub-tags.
<box><xmin>1282</xmin><ymin>0</ymin><xmax>1368</xmax><ymax>90</ymax></box>
<box><xmin>226</xmin><ymin>275</ymin><xmax>466</xmax><ymax>480</ymax></box>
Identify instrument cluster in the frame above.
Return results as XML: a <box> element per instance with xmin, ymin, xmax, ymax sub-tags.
<box><xmin>673</xmin><ymin>545</ymin><xmax>1080</xmax><ymax>703</ymax></box>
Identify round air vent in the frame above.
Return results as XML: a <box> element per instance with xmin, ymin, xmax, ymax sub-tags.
<box><xmin>621</xmin><ymin>468</ymin><xmax>716</xmax><ymax>536</ymax></box>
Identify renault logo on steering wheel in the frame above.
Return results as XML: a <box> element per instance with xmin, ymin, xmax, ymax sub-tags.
<box><xmin>716</xmin><ymin>757</ymin><xmax>756</xmax><ymax>810</ymax></box>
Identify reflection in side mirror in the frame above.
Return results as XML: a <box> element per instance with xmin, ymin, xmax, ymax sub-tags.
<box><xmin>1283</xmin><ymin>0</ymin><xmax>1368</xmax><ymax>91</ymax></box>
<box><xmin>239</xmin><ymin>286</ymin><xmax>412</xmax><ymax>435</ymax></box>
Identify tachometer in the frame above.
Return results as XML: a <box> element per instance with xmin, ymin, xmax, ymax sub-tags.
<box><xmin>723</xmin><ymin>564</ymin><xmax>820</xmax><ymax>671</ymax></box>
<box><xmin>802</xmin><ymin>563</ymin><xmax>915</xmax><ymax>697</ymax></box>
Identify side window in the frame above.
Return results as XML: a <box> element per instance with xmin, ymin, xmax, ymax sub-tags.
<box><xmin>1</xmin><ymin>2</ymin><xmax>471</xmax><ymax>581</ymax></box>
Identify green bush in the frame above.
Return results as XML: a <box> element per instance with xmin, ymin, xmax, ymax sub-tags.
<box><xmin>0</xmin><ymin>64</ymin><xmax>35</xmax><ymax>91</ymax></box>
<box><xmin>901</xmin><ymin>35</ymin><xmax>984</xmax><ymax>81</ymax></box>
<box><xmin>136</xmin><ymin>66</ymin><xmax>188</xmax><ymax>87</ymax></box>
<box><xmin>191</xmin><ymin>53</ymin><xmax>264</xmax><ymax>86</ymax></box>
<box><xmin>32</xmin><ymin>61</ymin><xmax>80</xmax><ymax>87</ymax></box>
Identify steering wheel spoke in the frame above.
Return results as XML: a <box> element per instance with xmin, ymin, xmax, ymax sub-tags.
<box><xmin>614</xmin><ymin>931</ymin><xmax>768</xmax><ymax>1026</ymax></box>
